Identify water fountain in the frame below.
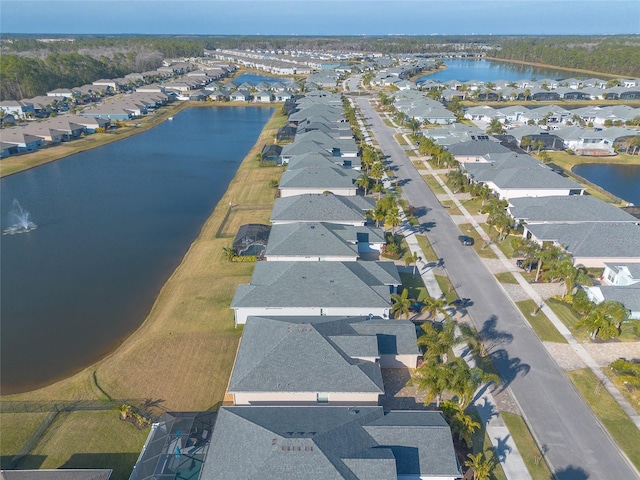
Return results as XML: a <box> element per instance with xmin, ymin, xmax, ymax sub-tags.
<box><xmin>3</xmin><ymin>199</ymin><xmax>37</xmax><ymax>235</ymax></box>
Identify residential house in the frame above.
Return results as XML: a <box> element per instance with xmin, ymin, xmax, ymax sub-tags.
<box><xmin>508</xmin><ymin>195</ymin><xmax>639</xmax><ymax>226</ymax></box>
<box><xmin>265</xmin><ymin>222</ymin><xmax>385</xmax><ymax>261</ymax></box>
<box><xmin>230</xmin><ymin>261</ymin><xmax>401</xmax><ymax>325</ymax></box>
<box><xmin>228</xmin><ymin>316</ymin><xmax>420</xmax><ymax>405</ymax></box>
<box><xmin>278</xmin><ymin>165</ymin><xmax>360</xmax><ymax>197</ymax></box>
<box><xmin>462</xmin><ymin>152</ymin><xmax>585</xmax><ymax>199</ymax></box>
<box><xmin>524</xmin><ymin>222</ymin><xmax>640</xmax><ymax>268</ymax></box>
<box><xmin>0</xmin><ymin>129</ymin><xmax>44</xmax><ymax>152</ymax></box>
<box><xmin>270</xmin><ymin>193</ymin><xmax>375</xmax><ymax>226</ymax></box>
<box><xmin>600</xmin><ymin>263</ymin><xmax>640</xmax><ymax>286</ymax></box>
<box><xmin>0</xmin><ymin>100</ymin><xmax>35</xmax><ymax>118</ymax></box>
<box><xmin>584</xmin><ymin>284</ymin><xmax>640</xmax><ymax>320</ymax></box>
<box><xmin>446</xmin><ymin>140</ymin><xmax>512</xmax><ymax>163</ymax></box>
<box><xmin>203</xmin><ymin>406</ymin><xmax>462</xmax><ymax>480</ymax></box>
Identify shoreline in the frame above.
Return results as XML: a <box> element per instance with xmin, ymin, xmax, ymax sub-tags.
<box><xmin>483</xmin><ymin>56</ymin><xmax>625</xmax><ymax>79</ymax></box>
<box><xmin>1</xmin><ymin>107</ymin><xmax>286</xmax><ymax>408</ymax></box>
<box><xmin>0</xmin><ymin>100</ymin><xmax>279</xmax><ymax>179</ymax></box>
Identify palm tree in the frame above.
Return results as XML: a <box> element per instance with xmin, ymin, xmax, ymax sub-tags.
<box><xmin>384</xmin><ymin>207</ymin><xmax>402</xmax><ymax>234</ymax></box>
<box><xmin>390</xmin><ymin>288</ymin><xmax>414</xmax><ymax>319</ymax></box>
<box><xmin>576</xmin><ymin>301</ymin><xmax>629</xmax><ymax>339</ymax></box>
<box><xmin>355</xmin><ymin>172</ymin><xmax>371</xmax><ymax>195</ymax></box>
<box><xmin>447</xmin><ymin>358</ymin><xmax>500</xmax><ymax>408</ymax></box>
<box><xmin>421</xmin><ymin>296</ymin><xmax>450</xmax><ymax>321</ymax></box>
<box><xmin>441</xmin><ymin>401</ymin><xmax>481</xmax><ymax>448</ymax></box>
<box><xmin>406</xmin><ymin>118</ymin><xmax>421</xmax><ymax>135</ymax></box>
<box><xmin>465</xmin><ymin>452</ymin><xmax>494</xmax><ymax>480</ymax></box>
<box><xmin>223</xmin><ymin>247</ymin><xmax>237</xmax><ymax>262</ymax></box>
<box><xmin>371</xmin><ymin>182</ymin><xmax>386</xmax><ymax>199</ymax></box>
<box><xmin>370</xmin><ymin>162</ymin><xmax>385</xmax><ymax>185</ymax></box>
<box><xmin>114</xmin><ymin>404</ymin><xmax>132</xmax><ymax>420</ymax></box>
<box><xmin>410</xmin><ymin>361</ymin><xmax>451</xmax><ymax>407</ymax></box>
<box><xmin>534</xmin><ymin>244</ymin><xmax>565</xmax><ymax>283</ymax></box>
<box><xmin>404</xmin><ymin>251</ymin><xmax>420</xmax><ymax>275</ymax></box>
<box><xmin>446</xmin><ymin>168</ymin><xmax>467</xmax><ymax>193</ymax></box>
<box><xmin>369</xmin><ymin>207</ymin><xmax>385</xmax><ymax>228</ymax></box>
<box><xmin>417</xmin><ymin>318</ymin><xmax>460</xmax><ymax>364</ymax></box>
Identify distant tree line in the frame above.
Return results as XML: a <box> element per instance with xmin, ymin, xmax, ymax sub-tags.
<box><xmin>2</xmin><ymin>34</ymin><xmax>639</xmax><ymax>100</ymax></box>
<box><xmin>0</xmin><ymin>36</ymin><xmax>212</xmax><ymax>100</ymax></box>
<box><xmin>491</xmin><ymin>36</ymin><xmax>640</xmax><ymax>77</ymax></box>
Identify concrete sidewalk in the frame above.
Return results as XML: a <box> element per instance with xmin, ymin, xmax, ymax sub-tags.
<box><xmin>410</xmin><ymin>146</ymin><xmax>640</xmax><ymax>432</ymax></box>
<box><xmin>397</xmin><ymin>213</ymin><xmax>532</xmax><ymax>480</ymax></box>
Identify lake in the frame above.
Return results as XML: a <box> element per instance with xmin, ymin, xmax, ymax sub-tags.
<box><xmin>572</xmin><ymin>163</ymin><xmax>640</xmax><ymax>206</ymax></box>
<box><xmin>0</xmin><ymin>106</ymin><xmax>273</xmax><ymax>394</ymax></box>
<box><xmin>417</xmin><ymin>59</ymin><xmax>587</xmax><ymax>83</ymax></box>
<box><xmin>234</xmin><ymin>73</ymin><xmax>293</xmax><ymax>85</ymax></box>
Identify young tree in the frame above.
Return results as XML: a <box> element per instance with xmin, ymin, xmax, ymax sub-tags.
<box><xmin>404</xmin><ymin>250</ymin><xmax>421</xmax><ymax>275</ymax></box>
<box><xmin>464</xmin><ymin>452</ymin><xmax>495</xmax><ymax>480</ymax></box>
<box><xmin>486</xmin><ymin>118</ymin><xmax>504</xmax><ymax>135</ymax></box>
<box><xmin>421</xmin><ymin>296</ymin><xmax>450</xmax><ymax>321</ymax></box>
<box><xmin>384</xmin><ymin>207</ymin><xmax>402</xmax><ymax>234</ymax></box>
<box><xmin>417</xmin><ymin>318</ymin><xmax>460</xmax><ymax>364</ymax></box>
<box><xmin>355</xmin><ymin>172</ymin><xmax>371</xmax><ymax>195</ymax></box>
<box><xmin>576</xmin><ymin>300</ymin><xmax>629</xmax><ymax>339</ymax></box>
<box><xmin>391</xmin><ymin>288</ymin><xmax>414</xmax><ymax>319</ymax></box>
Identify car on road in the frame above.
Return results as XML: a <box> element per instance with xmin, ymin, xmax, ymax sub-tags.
<box><xmin>458</xmin><ymin>235</ymin><xmax>474</xmax><ymax>246</ymax></box>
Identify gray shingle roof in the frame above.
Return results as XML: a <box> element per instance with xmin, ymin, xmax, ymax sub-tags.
<box><xmin>463</xmin><ymin>153</ymin><xmax>583</xmax><ymax>190</ymax></box>
<box><xmin>0</xmin><ymin>472</ymin><xmax>112</xmax><ymax>480</ymax></box>
<box><xmin>279</xmin><ymin>166</ymin><xmax>359</xmax><ymax>190</ymax></box>
<box><xmin>266</xmin><ymin>222</ymin><xmax>383</xmax><ymax>259</ymax></box>
<box><xmin>270</xmin><ymin>194</ymin><xmax>374</xmax><ymax>225</ymax></box>
<box><xmin>526</xmin><ymin>222</ymin><xmax>640</xmax><ymax>259</ymax></box>
<box><xmin>229</xmin><ymin>316</ymin><xmax>419</xmax><ymax>394</ymax></box>
<box><xmin>202</xmin><ymin>406</ymin><xmax>461</xmax><ymax>480</ymax></box>
<box><xmin>595</xmin><ymin>285</ymin><xmax>640</xmax><ymax>312</ymax></box>
<box><xmin>231</xmin><ymin>261</ymin><xmax>401</xmax><ymax>310</ymax></box>
<box><xmin>509</xmin><ymin>195</ymin><xmax>638</xmax><ymax>224</ymax></box>
<box><xmin>447</xmin><ymin>140</ymin><xmax>512</xmax><ymax>157</ymax></box>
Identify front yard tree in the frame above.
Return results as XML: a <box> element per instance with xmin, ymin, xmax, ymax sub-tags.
<box><xmin>384</xmin><ymin>207</ymin><xmax>402</xmax><ymax>234</ymax></box>
<box><xmin>421</xmin><ymin>296</ymin><xmax>450</xmax><ymax>321</ymax></box>
<box><xmin>404</xmin><ymin>250</ymin><xmax>420</xmax><ymax>275</ymax></box>
<box><xmin>355</xmin><ymin>172</ymin><xmax>371</xmax><ymax>195</ymax></box>
<box><xmin>465</xmin><ymin>452</ymin><xmax>495</xmax><ymax>480</ymax></box>
<box><xmin>576</xmin><ymin>300</ymin><xmax>629</xmax><ymax>340</ymax></box>
<box><xmin>486</xmin><ymin>118</ymin><xmax>504</xmax><ymax>135</ymax></box>
<box><xmin>391</xmin><ymin>288</ymin><xmax>414</xmax><ymax>319</ymax></box>
<box><xmin>417</xmin><ymin>318</ymin><xmax>460</xmax><ymax>364</ymax></box>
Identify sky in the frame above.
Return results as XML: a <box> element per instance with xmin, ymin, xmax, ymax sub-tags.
<box><xmin>1</xmin><ymin>0</ymin><xmax>639</xmax><ymax>36</ymax></box>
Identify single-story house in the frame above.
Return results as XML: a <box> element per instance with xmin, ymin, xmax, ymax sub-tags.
<box><xmin>230</xmin><ymin>261</ymin><xmax>401</xmax><ymax>326</ymax></box>
<box><xmin>584</xmin><ymin>285</ymin><xmax>640</xmax><ymax>320</ymax></box>
<box><xmin>462</xmin><ymin>153</ymin><xmax>585</xmax><ymax>200</ymax></box>
<box><xmin>227</xmin><ymin>316</ymin><xmax>420</xmax><ymax>405</ymax></box>
<box><xmin>265</xmin><ymin>222</ymin><xmax>385</xmax><ymax>261</ymax></box>
<box><xmin>600</xmin><ymin>262</ymin><xmax>640</xmax><ymax>286</ymax></box>
<box><xmin>270</xmin><ymin>193</ymin><xmax>375</xmax><ymax>226</ymax></box>
<box><xmin>446</xmin><ymin>140</ymin><xmax>512</xmax><ymax>163</ymax></box>
<box><xmin>507</xmin><ymin>195</ymin><xmax>639</xmax><ymax>225</ymax></box>
<box><xmin>261</xmin><ymin>144</ymin><xmax>283</xmax><ymax>163</ymax></box>
<box><xmin>278</xmin><ymin>166</ymin><xmax>359</xmax><ymax>197</ymax></box>
<box><xmin>203</xmin><ymin>406</ymin><xmax>462</xmax><ymax>480</ymax></box>
<box><xmin>524</xmin><ymin>222</ymin><xmax>640</xmax><ymax>268</ymax></box>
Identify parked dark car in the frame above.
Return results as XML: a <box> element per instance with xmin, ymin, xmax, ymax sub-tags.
<box><xmin>458</xmin><ymin>235</ymin><xmax>474</xmax><ymax>246</ymax></box>
<box><xmin>409</xmin><ymin>302</ymin><xmax>424</xmax><ymax>313</ymax></box>
<box><xmin>516</xmin><ymin>258</ymin><xmax>538</xmax><ymax>271</ymax></box>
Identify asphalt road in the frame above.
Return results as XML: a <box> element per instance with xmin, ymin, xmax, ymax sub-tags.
<box><xmin>355</xmin><ymin>95</ymin><xmax>639</xmax><ymax>480</ymax></box>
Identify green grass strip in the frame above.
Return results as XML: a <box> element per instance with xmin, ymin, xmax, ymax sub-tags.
<box><xmin>567</xmin><ymin>368</ymin><xmax>640</xmax><ymax>469</ymax></box>
<box><xmin>516</xmin><ymin>300</ymin><xmax>567</xmax><ymax>343</ymax></box>
<box><xmin>501</xmin><ymin>413</ymin><xmax>554</xmax><ymax>480</ymax></box>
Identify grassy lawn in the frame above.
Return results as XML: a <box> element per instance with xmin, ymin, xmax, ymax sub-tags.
<box><xmin>457</xmin><ymin>196</ymin><xmax>485</xmax><ymax>216</ymax></box>
<box><xmin>546</xmin><ymin>297</ymin><xmax>587</xmax><ymax>341</ymax></box>
<box><xmin>394</xmin><ymin>133</ymin><xmax>408</xmax><ymax>145</ymax></box>
<box><xmin>15</xmin><ymin>411</ymin><xmax>149</xmax><ymax>480</ymax></box>
<box><xmin>568</xmin><ymin>368</ymin><xmax>640</xmax><ymax>470</ymax></box>
<box><xmin>399</xmin><ymin>272</ymin><xmax>429</xmax><ymax>303</ymax></box>
<box><xmin>440</xmin><ymin>200</ymin><xmax>462</xmax><ymax>216</ymax></box>
<box><xmin>416</xmin><ymin>234</ymin><xmax>439</xmax><ymax>263</ymax></box>
<box><xmin>1</xmin><ymin>108</ymin><xmax>288</xmax><ymax>413</ymax></box>
<box><xmin>0</xmin><ymin>412</ymin><xmax>48</xmax><ymax>467</ymax></box>
<box><xmin>434</xmin><ymin>274</ymin><xmax>459</xmax><ymax>303</ymax></box>
<box><xmin>494</xmin><ymin>272</ymin><xmax>518</xmax><ymax>284</ymax></box>
<box><xmin>1</xmin><ymin>107</ymin><xmax>289</xmax><ymax>480</ymax></box>
<box><xmin>603</xmin><ymin>368</ymin><xmax>640</xmax><ymax>414</ymax></box>
<box><xmin>458</xmin><ymin>223</ymin><xmax>497</xmax><ymax>259</ymax></box>
<box><xmin>516</xmin><ymin>300</ymin><xmax>567</xmax><ymax>343</ymax></box>
<box><xmin>469</xmin><ymin>410</ymin><xmax>507</xmax><ymax>480</ymax></box>
<box><xmin>421</xmin><ymin>174</ymin><xmax>446</xmax><ymax>194</ymax></box>
<box><xmin>501</xmin><ymin>413</ymin><xmax>553</xmax><ymax>480</ymax></box>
